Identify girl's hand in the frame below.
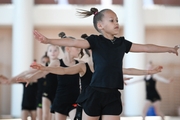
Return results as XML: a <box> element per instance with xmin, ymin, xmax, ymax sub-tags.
<box><xmin>123</xmin><ymin>77</ymin><xmax>133</xmax><ymax>85</ymax></box>
<box><xmin>169</xmin><ymin>45</ymin><xmax>180</xmax><ymax>56</ymax></box>
<box><xmin>0</xmin><ymin>75</ymin><xmax>8</xmax><ymax>79</ymax></box>
<box><xmin>34</xmin><ymin>30</ymin><xmax>50</xmax><ymax>44</ymax></box>
<box><xmin>16</xmin><ymin>77</ymin><xmax>30</xmax><ymax>87</ymax></box>
<box><xmin>30</xmin><ymin>63</ymin><xmax>45</xmax><ymax>70</ymax></box>
<box><xmin>0</xmin><ymin>75</ymin><xmax>9</xmax><ymax>84</ymax></box>
<box><xmin>124</xmin><ymin>77</ymin><xmax>133</xmax><ymax>81</ymax></box>
<box><xmin>168</xmin><ymin>77</ymin><xmax>174</xmax><ymax>83</ymax></box>
<box><xmin>148</xmin><ymin>66</ymin><xmax>163</xmax><ymax>74</ymax></box>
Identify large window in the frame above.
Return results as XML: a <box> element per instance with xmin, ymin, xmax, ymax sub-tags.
<box><xmin>0</xmin><ymin>0</ymin><xmax>180</xmax><ymax>6</ymax></box>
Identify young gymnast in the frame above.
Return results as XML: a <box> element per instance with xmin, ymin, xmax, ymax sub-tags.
<box><xmin>36</xmin><ymin>52</ymin><xmax>50</xmax><ymax>120</ymax></box>
<box><xmin>50</xmin><ymin>32</ymin><xmax>83</xmax><ymax>120</ymax></box>
<box><xmin>30</xmin><ymin>45</ymin><xmax>59</xmax><ymax>120</ymax></box>
<box><xmin>126</xmin><ymin>61</ymin><xmax>173</xmax><ymax>120</ymax></box>
<box><xmin>39</xmin><ymin>45</ymin><xmax>60</xmax><ymax>120</ymax></box>
<box><xmin>17</xmin><ymin>44</ymin><xmax>60</xmax><ymax>120</ymax></box>
<box><xmin>7</xmin><ymin>60</ymin><xmax>38</xmax><ymax>120</ymax></box>
<box><xmin>21</xmin><ymin>82</ymin><xmax>38</xmax><ymax>120</ymax></box>
<box><xmin>33</xmin><ymin>8</ymin><xmax>179</xmax><ymax>120</ymax></box>
<box><xmin>142</xmin><ymin>61</ymin><xmax>173</xmax><ymax>120</ymax></box>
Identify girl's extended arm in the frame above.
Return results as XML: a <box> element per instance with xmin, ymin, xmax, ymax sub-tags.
<box><xmin>153</xmin><ymin>74</ymin><xmax>173</xmax><ymax>83</ymax></box>
<box><xmin>123</xmin><ymin>66</ymin><xmax>163</xmax><ymax>76</ymax></box>
<box><xmin>9</xmin><ymin>71</ymin><xmax>29</xmax><ymax>84</ymax></box>
<box><xmin>11</xmin><ymin>68</ymin><xmax>40</xmax><ymax>83</ymax></box>
<box><xmin>0</xmin><ymin>75</ymin><xmax>8</xmax><ymax>84</ymax></box>
<box><xmin>34</xmin><ymin>30</ymin><xmax>90</xmax><ymax>49</ymax></box>
<box><xmin>130</xmin><ymin>43</ymin><xmax>179</xmax><ymax>56</ymax></box>
<box><xmin>16</xmin><ymin>60</ymin><xmax>59</xmax><ymax>85</ymax></box>
<box><xmin>30</xmin><ymin>62</ymin><xmax>86</xmax><ymax>76</ymax></box>
<box><xmin>16</xmin><ymin>70</ymin><xmax>44</xmax><ymax>87</ymax></box>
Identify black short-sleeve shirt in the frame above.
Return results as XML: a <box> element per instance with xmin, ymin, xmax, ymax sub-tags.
<box><xmin>86</xmin><ymin>35</ymin><xmax>132</xmax><ymax>89</ymax></box>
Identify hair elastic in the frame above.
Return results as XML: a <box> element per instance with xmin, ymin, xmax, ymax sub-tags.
<box><xmin>94</xmin><ymin>11</ymin><xmax>98</xmax><ymax>15</ymax></box>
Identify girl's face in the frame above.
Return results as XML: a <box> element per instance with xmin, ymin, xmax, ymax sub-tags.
<box><xmin>147</xmin><ymin>62</ymin><xmax>154</xmax><ymax>70</ymax></box>
<box><xmin>68</xmin><ymin>47</ymin><xmax>81</xmax><ymax>58</ymax></box>
<box><xmin>47</xmin><ymin>45</ymin><xmax>59</xmax><ymax>59</ymax></box>
<box><xmin>98</xmin><ymin>10</ymin><xmax>119</xmax><ymax>35</ymax></box>
<box><xmin>41</xmin><ymin>57</ymin><xmax>49</xmax><ymax>65</ymax></box>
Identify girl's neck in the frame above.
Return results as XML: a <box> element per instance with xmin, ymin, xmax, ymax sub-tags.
<box><xmin>50</xmin><ymin>57</ymin><xmax>58</xmax><ymax>63</ymax></box>
<box><xmin>145</xmin><ymin>75</ymin><xmax>151</xmax><ymax>80</ymax></box>
<box><xmin>62</xmin><ymin>55</ymin><xmax>76</xmax><ymax>66</ymax></box>
<box><xmin>101</xmin><ymin>32</ymin><xmax>114</xmax><ymax>40</ymax></box>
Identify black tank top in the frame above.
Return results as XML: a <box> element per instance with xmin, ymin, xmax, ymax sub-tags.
<box><xmin>22</xmin><ymin>82</ymin><xmax>38</xmax><ymax>107</ymax></box>
<box><xmin>44</xmin><ymin>73</ymin><xmax>58</xmax><ymax>92</ymax></box>
<box><xmin>80</xmin><ymin>63</ymin><xmax>93</xmax><ymax>91</ymax></box>
<box><xmin>144</xmin><ymin>75</ymin><xmax>157</xmax><ymax>94</ymax></box>
<box><xmin>37</xmin><ymin>77</ymin><xmax>45</xmax><ymax>95</ymax></box>
<box><xmin>56</xmin><ymin>59</ymin><xmax>80</xmax><ymax>93</ymax></box>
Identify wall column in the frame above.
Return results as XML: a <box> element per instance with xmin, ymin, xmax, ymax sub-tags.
<box><xmin>123</xmin><ymin>0</ymin><xmax>146</xmax><ymax>116</ymax></box>
<box><xmin>11</xmin><ymin>0</ymin><xmax>34</xmax><ymax>117</ymax></box>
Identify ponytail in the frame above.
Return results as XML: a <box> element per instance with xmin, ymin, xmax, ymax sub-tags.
<box><xmin>77</xmin><ymin>8</ymin><xmax>98</xmax><ymax>18</ymax></box>
<box><xmin>58</xmin><ymin>32</ymin><xmax>66</xmax><ymax>52</ymax></box>
<box><xmin>77</xmin><ymin>7</ymin><xmax>111</xmax><ymax>33</ymax></box>
<box><xmin>58</xmin><ymin>32</ymin><xmax>84</xmax><ymax>58</ymax></box>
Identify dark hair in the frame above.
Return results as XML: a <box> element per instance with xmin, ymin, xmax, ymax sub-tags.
<box><xmin>42</xmin><ymin>52</ymin><xmax>50</xmax><ymax>66</ymax></box>
<box><xmin>58</xmin><ymin>32</ymin><xmax>66</xmax><ymax>38</ymax></box>
<box><xmin>59</xmin><ymin>32</ymin><xmax>67</xmax><ymax>52</ymax></box>
<box><xmin>58</xmin><ymin>32</ymin><xmax>84</xmax><ymax>58</ymax></box>
<box><xmin>42</xmin><ymin>52</ymin><xmax>48</xmax><ymax>58</ymax></box>
<box><xmin>81</xmin><ymin>34</ymin><xmax>88</xmax><ymax>39</ymax></box>
<box><xmin>77</xmin><ymin>7</ymin><xmax>111</xmax><ymax>33</ymax></box>
<box><xmin>81</xmin><ymin>34</ymin><xmax>90</xmax><ymax>57</ymax></box>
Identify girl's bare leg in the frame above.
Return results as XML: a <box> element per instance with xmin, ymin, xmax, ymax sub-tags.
<box><xmin>69</xmin><ymin>108</ymin><xmax>76</xmax><ymax>120</ymax></box>
<box><xmin>29</xmin><ymin>110</ymin><xmax>36</xmax><ymax>120</ymax></box>
<box><xmin>55</xmin><ymin>112</ymin><xmax>67</xmax><ymax>120</ymax></box>
<box><xmin>101</xmin><ymin>115</ymin><xmax>120</xmax><ymax>120</ymax></box>
<box><xmin>37</xmin><ymin>108</ymin><xmax>42</xmax><ymax>120</ymax></box>
<box><xmin>21</xmin><ymin>110</ymin><xmax>29</xmax><ymax>120</ymax></box>
<box><xmin>142</xmin><ymin>100</ymin><xmax>152</xmax><ymax>120</ymax></box>
<box><xmin>42</xmin><ymin>97</ymin><xmax>51</xmax><ymax>120</ymax></box>
<box><xmin>153</xmin><ymin>101</ymin><xmax>164</xmax><ymax>120</ymax></box>
<box><xmin>51</xmin><ymin>113</ymin><xmax>55</xmax><ymax>120</ymax></box>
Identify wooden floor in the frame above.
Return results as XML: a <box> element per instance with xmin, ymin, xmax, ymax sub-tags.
<box><xmin>0</xmin><ymin>116</ymin><xmax>180</xmax><ymax>120</ymax></box>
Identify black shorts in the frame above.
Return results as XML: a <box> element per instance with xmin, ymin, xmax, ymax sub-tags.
<box><xmin>42</xmin><ymin>88</ymin><xmax>56</xmax><ymax>104</ymax></box>
<box><xmin>147</xmin><ymin>97</ymin><xmax>161</xmax><ymax>103</ymax></box>
<box><xmin>36</xmin><ymin>93</ymin><xmax>43</xmax><ymax>108</ymax></box>
<box><xmin>37</xmin><ymin>103</ymin><xmax>42</xmax><ymax>108</ymax></box>
<box><xmin>52</xmin><ymin>102</ymin><xmax>76</xmax><ymax>115</ymax></box>
<box><xmin>51</xmin><ymin>89</ymin><xmax>79</xmax><ymax>116</ymax></box>
<box><xmin>76</xmin><ymin>86</ymin><xmax>122</xmax><ymax>116</ymax></box>
<box><xmin>146</xmin><ymin>93</ymin><xmax>161</xmax><ymax>103</ymax></box>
